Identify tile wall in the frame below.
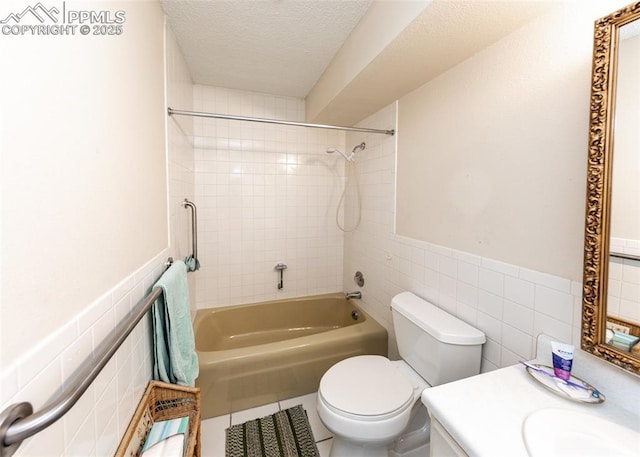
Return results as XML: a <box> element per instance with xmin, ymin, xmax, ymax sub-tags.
<box><xmin>192</xmin><ymin>85</ymin><xmax>346</xmax><ymax>308</ymax></box>
<box><xmin>166</xmin><ymin>25</ymin><xmax>197</xmax><ymax>314</ymax></box>
<box><xmin>0</xmin><ymin>251</ymin><xmax>169</xmax><ymax>456</ymax></box>
<box><xmin>344</xmin><ymin>103</ymin><xmax>583</xmax><ymax>372</ymax></box>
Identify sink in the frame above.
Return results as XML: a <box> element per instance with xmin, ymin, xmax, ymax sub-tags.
<box><xmin>523</xmin><ymin>408</ymin><xmax>640</xmax><ymax>457</ymax></box>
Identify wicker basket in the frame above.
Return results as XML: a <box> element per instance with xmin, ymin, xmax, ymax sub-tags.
<box><xmin>115</xmin><ymin>381</ymin><xmax>201</xmax><ymax>457</ymax></box>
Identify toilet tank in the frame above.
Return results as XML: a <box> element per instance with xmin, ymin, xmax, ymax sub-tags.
<box><xmin>391</xmin><ymin>292</ymin><xmax>485</xmax><ymax>386</ymax></box>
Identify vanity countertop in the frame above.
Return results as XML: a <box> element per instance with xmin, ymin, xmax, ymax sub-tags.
<box><xmin>421</xmin><ymin>360</ymin><xmax>640</xmax><ymax>456</ymax></box>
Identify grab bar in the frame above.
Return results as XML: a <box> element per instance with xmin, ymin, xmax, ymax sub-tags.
<box><xmin>0</xmin><ymin>258</ymin><xmax>174</xmax><ymax>457</ymax></box>
<box><xmin>182</xmin><ymin>199</ymin><xmax>198</xmax><ymax>270</ymax></box>
<box><xmin>610</xmin><ymin>251</ymin><xmax>640</xmax><ymax>262</ymax></box>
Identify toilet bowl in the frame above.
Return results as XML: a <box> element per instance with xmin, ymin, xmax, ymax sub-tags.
<box><xmin>317</xmin><ymin>355</ymin><xmax>428</xmax><ymax>457</ymax></box>
<box><xmin>317</xmin><ymin>291</ymin><xmax>485</xmax><ymax>457</ymax></box>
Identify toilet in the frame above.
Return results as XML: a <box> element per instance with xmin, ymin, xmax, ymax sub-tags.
<box><xmin>317</xmin><ymin>291</ymin><xmax>486</xmax><ymax>457</ymax></box>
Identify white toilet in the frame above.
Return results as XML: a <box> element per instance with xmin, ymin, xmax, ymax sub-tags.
<box><xmin>317</xmin><ymin>291</ymin><xmax>486</xmax><ymax>457</ymax></box>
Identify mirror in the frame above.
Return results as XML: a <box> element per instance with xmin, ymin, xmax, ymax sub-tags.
<box><xmin>582</xmin><ymin>2</ymin><xmax>640</xmax><ymax>375</ymax></box>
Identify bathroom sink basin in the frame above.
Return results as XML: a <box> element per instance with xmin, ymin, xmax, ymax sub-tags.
<box><xmin>523</xmin><ymin>408</ymin><xmax>640</xmax><ymax>457</ymax></box>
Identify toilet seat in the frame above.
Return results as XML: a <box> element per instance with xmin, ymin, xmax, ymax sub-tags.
<box><xmin>319</xmin><ymin>355</ymin><xmax>414</xmax><ymax>421</ymax></box>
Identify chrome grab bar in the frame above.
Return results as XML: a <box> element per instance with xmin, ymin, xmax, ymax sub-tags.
<box><xmin>610</xmin><ymin>251</ymin><xmax>640</xmax><ymax>262</ymax></box>
<box><xmin>0</xmin><ymin>258</ymin><xmax>173</xmax><ymax>457</ymax></box>
<box><xmin>183</xmin><ymin>199</ymin><xmax>198</xmax><ymax>263</ymax></box>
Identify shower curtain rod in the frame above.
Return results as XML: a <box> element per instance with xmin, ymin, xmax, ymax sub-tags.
<box><xmin>167</xmin><ymin>108</ymin><xmax>395</xmax><ymax>136</ymax></box>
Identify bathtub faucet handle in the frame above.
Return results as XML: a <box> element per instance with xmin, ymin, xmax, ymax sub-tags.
<box><xmin>345</xmin><ymin>291</ymin><xmax>361</xmax><ymax>300</ymax></box>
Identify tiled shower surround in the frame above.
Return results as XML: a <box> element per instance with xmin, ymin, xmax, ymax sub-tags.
<box><xmin>192</xmin><ymin>85</ymin><xmax>346</xmax><ymax>308</ymax></box>
<box><xmin>189</xmin><ymin>91</ymin><xmax>584</xmax><ymax>372</ymax></box>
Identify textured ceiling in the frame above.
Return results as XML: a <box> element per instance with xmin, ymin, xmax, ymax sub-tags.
<box><xmin>160</xmin><ymin>0</ymin><xmax>372</xmax><ymax>98</ymax></box>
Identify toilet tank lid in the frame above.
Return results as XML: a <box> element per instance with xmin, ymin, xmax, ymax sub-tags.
<box><xmin>391</xmin><ymin>292</ymin><xmax>486</xmax><ymax>345</ymax></box>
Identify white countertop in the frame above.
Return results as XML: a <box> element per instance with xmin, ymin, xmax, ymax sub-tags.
<box><xmin>421</xmin><ymin>361</ymin><xmax>640</xmax><ymax>457</ymax></box>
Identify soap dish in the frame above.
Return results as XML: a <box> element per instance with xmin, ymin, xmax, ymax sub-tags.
<box><xmin>524</xmin><ymin>364</ymin><xmax>605</xmax><ymax>404</ymax></box>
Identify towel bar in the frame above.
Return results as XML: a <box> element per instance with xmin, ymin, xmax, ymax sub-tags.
<box><xmin>0</xmin><ymin>258</ymin><xmax>174</xmax><ymax>457</ymax></box>
<box><xmin>610</xmin><ymin>251</ymin><xmax>640</xmax><ymax>262</ymax></box>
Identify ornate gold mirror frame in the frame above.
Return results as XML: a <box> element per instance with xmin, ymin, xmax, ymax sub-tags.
<box><xmin>582</xmin><ymin>1</ymin><xmax>640</xmax><ymax>375</ymax></box>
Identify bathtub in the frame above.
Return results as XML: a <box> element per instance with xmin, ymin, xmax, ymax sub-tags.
<box><xmin>194</xmin><ymin>293</ymin><xmax>388</xmax><ymax>418</ymax></box>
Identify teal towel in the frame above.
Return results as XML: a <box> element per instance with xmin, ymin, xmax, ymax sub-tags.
<box><xmin>152</xmin><ymin>260</ymin><xmax>199</xmax><ymax>387</ymax></box>
<box><xmin>184</xmin><ymin>254</ymin><xmax>200</xmax><ymax>272</ymax></box>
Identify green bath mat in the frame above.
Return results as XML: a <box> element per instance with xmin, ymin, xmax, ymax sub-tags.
<box><xmin>225</xmin><ymin>405</ymin><xmax>320</xmax><ymax>457</ymax></box>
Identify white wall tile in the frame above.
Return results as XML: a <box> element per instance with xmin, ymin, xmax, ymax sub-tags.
<box><xmin>94</xmin><ymin>377</ymin><xmax>118</xmax><ymax>442</ymax></box>
<box><xmin>520</xmin><ymin>267</ymin><xmax>571</xmax><ymax>293</ymax></box>
<box><xmin>504</xmin><ymin>276</ymin><xmax>535</xmax><ymax>308</ymax></box>
<box><xmin>62</xmin><ymin>329</ymin><xmax>93</xmax><ymax>385</ymax></box>
<box><xmin>534</xmin><ymin>285</ymin><xmax>574</xmax><ymax>324</ymax></box>
<box><xmin>438</xmin><ymin>255</ymin><xmax>458</xmax><ymax>278</ymax></box>
<box><xmin>63</xmin><ymin>384</ymin><xmax>96</xmax><ymax>451</ymax></box>
<box><xmin>533</xmin><ymin>312</ymin><xmax>572</xmax><ymax>344</ymax></box>
<box><xmin>623</xmin><ymin>262</ymin><xmax>640</xmax><ymax>285</ymax></box>
<box><xmin>18</xmin><ymin>419</ymin><xmax>66</xmax><ymax>457</ymax></box>
<box><xmin>457</xmin><ymin>281</ymin><xmax>479</xmax><ymax>307</ymax></box>
<box><xmin>607</xmin><ymin>263</ymin><xmax>633</xmax><ymax>332</ymax></box>
<box><xmin>501</xmin><ymin>347</ymin><xmax>522</xmax><ymax>367</ymax></box>
<box><xmin>479</xmin><ymin>268</ymin><xmax>504</xmax><ymax>296</ymax></box>
<box><xmin>477</xmin><ymin>312</ymin><xmax>502</xmax><ymax>343</ymax></box>
<box><xmin>503</xmin><ymin>300</ymin><xmax>535</xmax><ymax>334</ymax></box>
<box><xmin>482</xmin><ymin>336</ymin><xmax>503</xmax><ymax>371</ymax></box>
<box><xmin>193</xmin><ymin>85</ymin><xmax>344</xmax><ymax>308</ymax></box>
<box><xmin>2</xmin><ymin>251</ymin><xmax>168</xmax><ymax>457</ymax></box>
<box><xmin>480</xmin><ymin>258</ymin><xmax>520</xmax><ymax>277</ymax></box>
<box><xmin>95</xmin><ymin>413</ymin><xmax>119</xmax><ymax>457</ymax></box>
<box><xmin>456</xmin><ymin>301</ymin><xmax>478</xmax><ymax>326</ymax></box>
<box><xmin>501</xmin><ymin>324</ymin><xmax>533</xmax><ymax>360</ymax></box>
<box><xmin>458</xmin><ymin>262</ymin><xmax>479</xmax><ymax>286</ymax></box>
<box><xmin>478</xmin><ymin>290</ymin><xmax>504</xmax><ymax>319</ymax></box>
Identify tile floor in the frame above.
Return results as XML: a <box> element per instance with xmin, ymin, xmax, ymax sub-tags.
<box><xmin>200</xmin><ymin>392</ymin><xmax>333</xmax><ymax>456</ymax></box>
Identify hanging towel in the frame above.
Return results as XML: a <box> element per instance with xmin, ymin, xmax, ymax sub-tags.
<box><xmin>152</xmin><ymin>260</ymin><xmax>199</xmax><ymax>387</ymax></box>
<box><xmin>184</xmin><ymin>254</ymin><xmax>200</xmax><ymax>272</ymax></box>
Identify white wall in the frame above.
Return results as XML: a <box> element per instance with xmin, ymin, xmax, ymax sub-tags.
<box><xmin>1</xmin><ymin>0</ymin><xmax>167</xmax><ymax>367</ymax></box>
<box><xmin>191</xmin><ymin>86</ymin><xmax>346</xmax><ymax>308</ymax></box>
<box><xmin>0</xmin><ymin>1</ymin><xmax>180</xmax><ymax>455</ymax></box>
<box><xmin>395</xmin><ymin>0</ymin><xmax>631</xmax><ymax>282</ymax></box>
<box><xmin>342</xmin><ymin>1</ymin><xmax>634</xmax><ymax>370</ymax></box>
<box><xmin>305</xmin><ymin>0</ymin><xmax>429</xmax><ymax>124</ymax></box>
<box><xmin>343</xmin><ymin>103</ymin><xmax>582</xmax><ymax>371</ymax></box>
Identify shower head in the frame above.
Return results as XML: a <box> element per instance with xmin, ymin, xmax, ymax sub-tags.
<box><xmin>326</xmin><ymin>146</ymin><xmax>354</xmax><ymax>162</ymax></box>
<box><xmin>351</xmin><ymin>142</ymin><xmax>366</xmax><ymax>154</ymax></box>
<box><xmin>325</xmin><ymin>142</ymin><xmax>366</xmax><ymax>162</ymax></box>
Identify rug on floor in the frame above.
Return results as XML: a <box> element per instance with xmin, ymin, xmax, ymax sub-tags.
<box><xmin>225</xmin><ymin>404</ymin><xmax>320</xmax><ymax>457</ymax></box>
